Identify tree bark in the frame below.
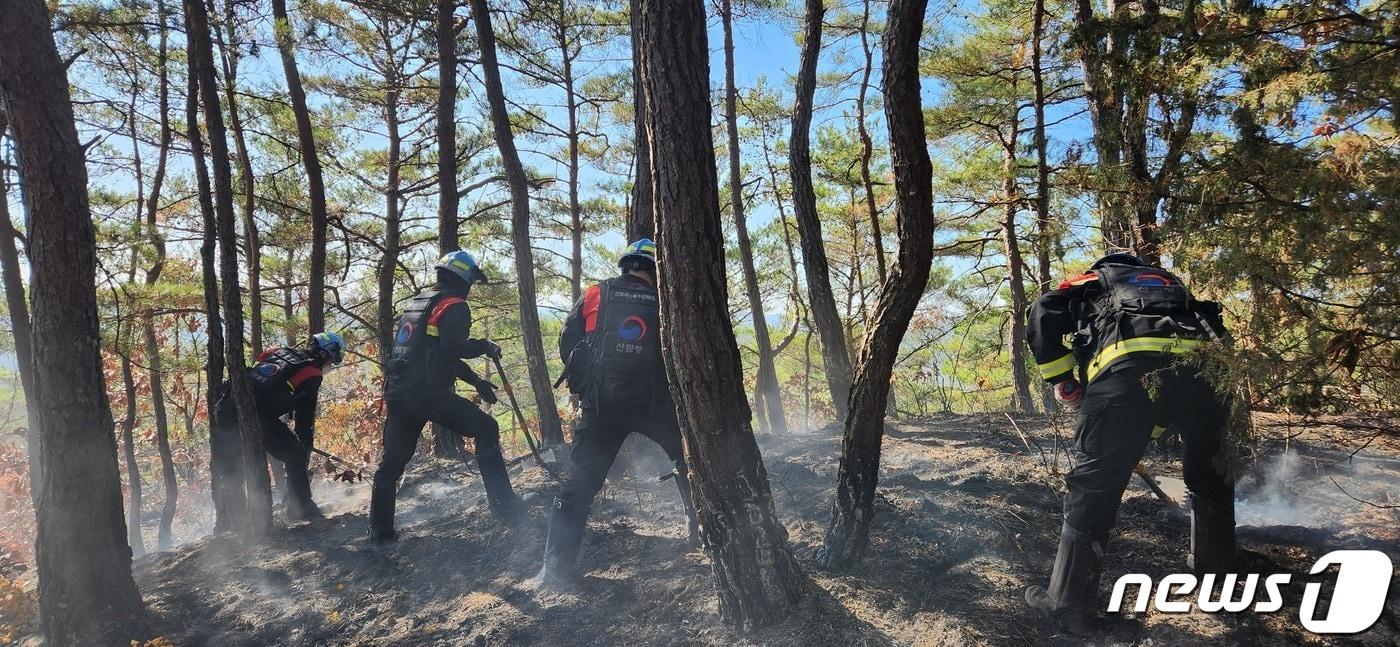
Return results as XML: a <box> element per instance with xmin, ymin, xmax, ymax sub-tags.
<box><xmin>818</xmin><ymin>0</ymin><xmax>935</xmax><ymax>571</ymax></box>
<box><xmin>626</xmin><ymin>0</ymin><xmax>653</xmax><ymax>242</ymax></box>
<box><xmin>186</xmin><ymin>41</ymin><xmax>240</xmax><ymax>533</ymax></box>
<box><xmin>469</xmin><ymin>0</ymin><xmax>565</xmax><ymax>446</ymax></box>
<box><xmin>1072</xmin><ymin>0</ymin><xmax>1132</xmax><ymax>250</ymax></box>
<box><xmin>790</xmin><ymin>0</ymin><xmax>853</xmax><ymax>421</ymax></box>
<box><xmin>0</xmin><ymin>0</ymin><xmax>150</xmax><ymax>640</ymax></box>
<box><xmin>215</xmin><ymin>0</ymin><xmax>264</xmax><ymax>352</ymax></box>
<box><xmin>856</xmin><ymin>0</ymin><xmax>886</xmax><ymax>283</ymax></box>
<box><xmin>0</xmin><ymin>110</ymin><xmax>40</xmax><ymax>503</ymax></box>
<box><xmin>1000</xmin><ymin>121</ymin><xmax>1035</xmax><ymax>414</ymax></box>
<box><xmin>379</xmin><ymin>84</ymin><xmax>403</xmax><ymax>369</ymax></box>
<box><xmin>1030</xmin><ymin>0</ymin><xmax>1056</xmax><ymax>412</ymax></box>
<box><xmin>271</xmin><ymin>0</ymin><xmax>327</xmax><ymax>335</ymax></box>
<box><xmin>140</xmin><ymin>6</ymin><xmax>179</xmax><ymax>548</ymax></box>
<box><xmin>434</xmin><ymin>0</ymin><xmax>469</xmax><ymax>457</ymax></box>
<box><xmin>637</xmin><ymin>0</ymin><xmax>806</xmax><ymax>629</ymax></box>
<box><xmin>1031</xmin><ymin>0</ymin><xmax>1053</xmax><ymax>292</ymax></box>
<box><xmin>563</xmin><ymin>42</ymin><xmax>584</xmax><ymax>303</ymax></box>
<box><xmin>187</xmin><ymin>0</ymin><xmax>274</xmax><ymax>537</ymax></box>
<box><xmin>437</xmin><ymin>0</ymin><xmax>460</xmax><ymax>255</ymax></box>
<box><xmin>118</xmin><ymin>339</ymin><xmax>145</xmax><ymax>559</ymax></box>
<box><xmin>722</xmin><ymin>0</ymin><xmax>786</xmax><ymax>436</ymax></box>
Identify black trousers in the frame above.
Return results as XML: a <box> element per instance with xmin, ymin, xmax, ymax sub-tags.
<box><xmin>373</xmin><ymin>394</ymin><xmax>502</xmax><ymax>487</ymax></box>
<box><xmin>556</xmin><ymin>400</ymin><xmax>686</xmax><ymax>512</ymax></box>
<box><xmin>1063</xmin><ymin>362</ymin><xmax>1234</xmax><ymax>539</ymax></box>
<box><xmin>212</xmin><ymin>395</ymin><xmax>316</xmax><ymax>513</ymax></box>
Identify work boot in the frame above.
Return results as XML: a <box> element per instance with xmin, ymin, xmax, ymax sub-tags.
<box><xmin>284</xmin><ymin>462</ymin><xmax>325</xmax><ymax>522</ymax></box>
<box><xmin>368</xmin><ymin>476</ymin><xmax>399</xmax><ymax>544</ymax></box>
<box><xmin>1025</xmin><ymin>522</ymin><xmax>1105</xmax><ymax>638</ymax></box>
<box><xmin>534</xmin><ymin>497</ymin><xmax>588</xmax><ymax>589</ymax></box>
<box><xmin>1187</xmin><ymin>494</ymin><xmax>1238</xmax><ymax>574</ymax></box>
<box><xmin>478</xmin><ymin>447</ymin><xmax>525</xmax><ymax>525</ymax></box>
<box><xmin>671</xmin><ymin>461</ymin><xmax>700</xmax><ymax>547</ymax></box>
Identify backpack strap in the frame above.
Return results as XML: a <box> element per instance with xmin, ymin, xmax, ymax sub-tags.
<box><xmin>426</xmin><ymin>296</ymin><xmax>466</xmax><ymax>337</ymax></box>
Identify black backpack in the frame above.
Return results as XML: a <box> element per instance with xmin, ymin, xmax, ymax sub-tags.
<box><xmin>1090</xmin><ymin>264</ymin><xmax>1227</xmax><ymax>344</ymax></box>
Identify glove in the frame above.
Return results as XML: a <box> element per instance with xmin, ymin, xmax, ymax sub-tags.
<box><xmin>474</xmin><ymin>379</ymin><xmax>499</xmax><ymax>405</ymax></box>
<box><xmin>482</xmin><ymin>340</ymin><xmax>503</xmax><ymax>360</ymax></box>
<box><xmin>1054</xmin><ymin>379</ymin><xmax>1084</xmax><ymax>410</ymax></box>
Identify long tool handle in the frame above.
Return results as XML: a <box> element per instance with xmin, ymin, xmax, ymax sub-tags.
<box><xmin>491</xmin><ymin>356</ymin><xmax>562</xmax><ymax>481</ymax></box>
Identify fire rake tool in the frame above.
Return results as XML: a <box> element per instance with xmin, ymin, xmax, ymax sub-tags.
<box><xmin>1133</xmin><ymin>462</ymin><xmax>1175</xmax><ymax>504</ymax></box>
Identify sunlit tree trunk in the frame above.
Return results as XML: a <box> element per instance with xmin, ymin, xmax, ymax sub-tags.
<box><xmin>818</xmin><ymin>0</ymin><xmax>935</xmax><ymax>571</ymax></box>
<box><xmin>214</xmin><ymin>0</ymin><xmax>264</xmax><ymax>353</ymax></box>
<box><xmin>626</xmin><ymin>0</ymin><xmax>653</xmax><ymax>242</ymax></box>
<box><xmin>186</xmin><ymin>0</ymin><xmax>273</xmax><ymax>537</ymax></box>
<box><xmin>637</xmin><ymin>0</ymin><xmax>807</xmax><ymax>629</ymax></box>
<box><xmin>433</xmin><ymin>0</ymin><xmax>469</xmax><ymax>457</ymax></box>
<box><xmin>271</xmin><ymin>0</ymin><xmax>327</xmax><ymax>334</ymax></box>
<box><xmin>721</xmin><ymin>0</ymin><xmax>786</xmax><ymax>435</ymax></box>
<box><xmin>0</xmin><ymin>1</ymin><xmax>150</xmax><ymax>640</ymax></box>
<box><xmin>186</xmin><ymin>39</ymin><xmax>240</xmax><ymax>533</ymax></box>
<box><xmin>469</xmin><ymin>0</ymin><xmax>565</xmax><ymax>446</ymax></box>
<box><xmin>790</xmin><ymin>0</ymin><xmax>853</xmax><ymax>421</ymax></box>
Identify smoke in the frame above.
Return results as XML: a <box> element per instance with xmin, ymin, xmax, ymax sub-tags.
<box><xmin>1235</xmin><ymin>448</ymin><xmax>1400</xmax><ymax>530</ymax></box>
<box><xmin>1235</xmin><ymin>450</ymin><xmax>1323</xmax><ymax>527</ymax></box>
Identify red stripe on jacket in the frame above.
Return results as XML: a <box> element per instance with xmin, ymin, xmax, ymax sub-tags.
<box><xmin>286</xmin><ymin>365</ymin><xmax>322</xmax><ymax>390</ymax></box>
<box><xmin>428</xmin><ymin>296</ymin><xmax>466</xmax><ymax>326</ymax></box>
<box><xmin>582</xmin><ymin>285</ymin><xmax>601</xmax><ymax>333</ymax></box>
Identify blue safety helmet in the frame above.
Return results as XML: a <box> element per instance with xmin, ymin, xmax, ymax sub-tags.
<box><xmin>310</xmin><ymin>331</ymin><xmax>346</xmax><ymax>364</ymax></box>
<box><xmin>436</xmin><ymin>250</ymin><xmax>489</xmax><ymax>286</ymax></box>
<box><xmin>618</xmin><ymin>238</ymin><xmax>657</xmax><ymax>271</ymax></box>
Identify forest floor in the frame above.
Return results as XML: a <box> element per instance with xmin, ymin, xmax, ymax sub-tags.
<box><xmin>12</xmin><ymin>412</ymin><xmax>1400</xmax><ymax>646</ymax></box>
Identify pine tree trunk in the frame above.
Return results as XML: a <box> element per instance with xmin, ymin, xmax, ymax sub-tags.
<box><xmin>818</xmin><ymin>0</ymin><xmax>935</xmax><ymax>571</ymax></box>
<box><xmin>271</xmin><ymin>0</ymin><xmax>327</xmax><ymax>335</ymax></box>
<box><xmin>1031</xmin><ymin>0</ymin><xmax>1053</xmax><ymax>295</ymax></box>
<box><xmin>0</xmin><ymin>110</ymin><xmax>40</xmax><ymax>503</ymax></box>
<box><xmin>0</xmin><ymin>1</ymin><xmax>150</xmax><ymax>640</ymax></box>
<box><xmin>469</xmin><ymin>0</ymin><xmax>565</xmax><ymax>446</ymax></box>
<box><xmin>1000</xmin><ymin>132</ymin><xmax>1035</xmax><ymax>414</ymax></box>
<box><xmin>215</xmin><ymin>0</ymin><xmax>264</xmax><ymax>352</ymax></box>
<box><xmin>186</xmin><ymin>0</ymin><xmax>273</xmax><ymax>537</ymax></box>
<box><xmin>186</xmin><ymin>44</ymin><xmax>240</xmax><ymax>533</ymax></box>
<box><xmin>626</xmin><ymin>0</ymin><xmax>654</xmax><ymax>243</ymax></box>
<box><xmin>636</xmin><ymin>0</ymin><xmax>806</xmax><ymax>629</ymax></box>
<box><xmin>722</xmin><ymin>0</ymin><xmax>786</xmax><ymax>435</ymax></box>
<box><xmin>119</xmin><ymin>345</ymin><xmax>145</xmax><ymax>558</ymax></box>
<box><xmin>140</xmin><ymin>9</ymin><xmax>179</xmax><ymax>548</ymax></box>
<box><xmin>560</xmin><ymin>26</ymin><xmax>584</xmax><ymax>304</ymax></box>
<box><xmin>380</xmin><ymin>85</ymin><xmax>403</xmax><ymax>369</ymax></box>
<box><xmin>1072</xmin><ymin>0</ymin><xmax>1132</xmax><ymax>250</ymax></box>
<box><xmin>856</xmin><ymin>0</ymin><xmax>886</xmax><ymax>284</ymax></box>
<box><xmin>790</xmin><ymin>0</ymin><xmax>853</xmax><ymax>421</ymax></box>
<box><xmin>438</xmin><ymin>0</ymin><xmax>460</xmax><ymax>255</ymax></box>
<box><xmin>434</xmin><ymin>0</ymin><xmax>468</xmax><ymax>457</ymax></box>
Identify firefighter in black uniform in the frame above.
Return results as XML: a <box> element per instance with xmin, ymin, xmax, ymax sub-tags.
<box><xmin>534</xmin><ymin>239</ymin><xmax>698</xmax><ymax>586</ymax></box>
<box><xmin>1023</xmin><ymin>252</ymin><xmax>1238</xmax><ymax>636</ymax></box>
<box><xmin>213</xmin><ymin>332</ymin><xmax>346</xmax><ymax>522</ymax></box>
<box><xmin>368</xmin><ymin>250</ymin><xmax>523</xmax><ymax>544</ymax></box>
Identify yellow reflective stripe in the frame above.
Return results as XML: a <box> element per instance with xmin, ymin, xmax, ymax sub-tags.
<box><xmin>451</xmin><ymin>259</ymin><xmax>472</xmax><ymax>272</ymax></box>
<box><xmin>1151</xmin><ymin>425</ymin><xmax>1168</xmax><ymax>439</ymax></box>
<box><xmin>1037</xmin><ymin>353</ymin><xmax>1077</xmax><ymax>381</ymax></box>
<box><xmin>1085</xmin><ymin>337</ymin><xmax>1205</xmax><ymax>382</ymax></box>
<box><xmin>427</xmin><ymin>324</ymin><xmax>440</xmax><ymax>337</ymax></box>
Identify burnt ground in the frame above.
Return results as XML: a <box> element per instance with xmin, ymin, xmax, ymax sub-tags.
<box><xmin>21</xmin><ymin>413</ymin><xmax>1400</xmax><ymax>645</ymax></box>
